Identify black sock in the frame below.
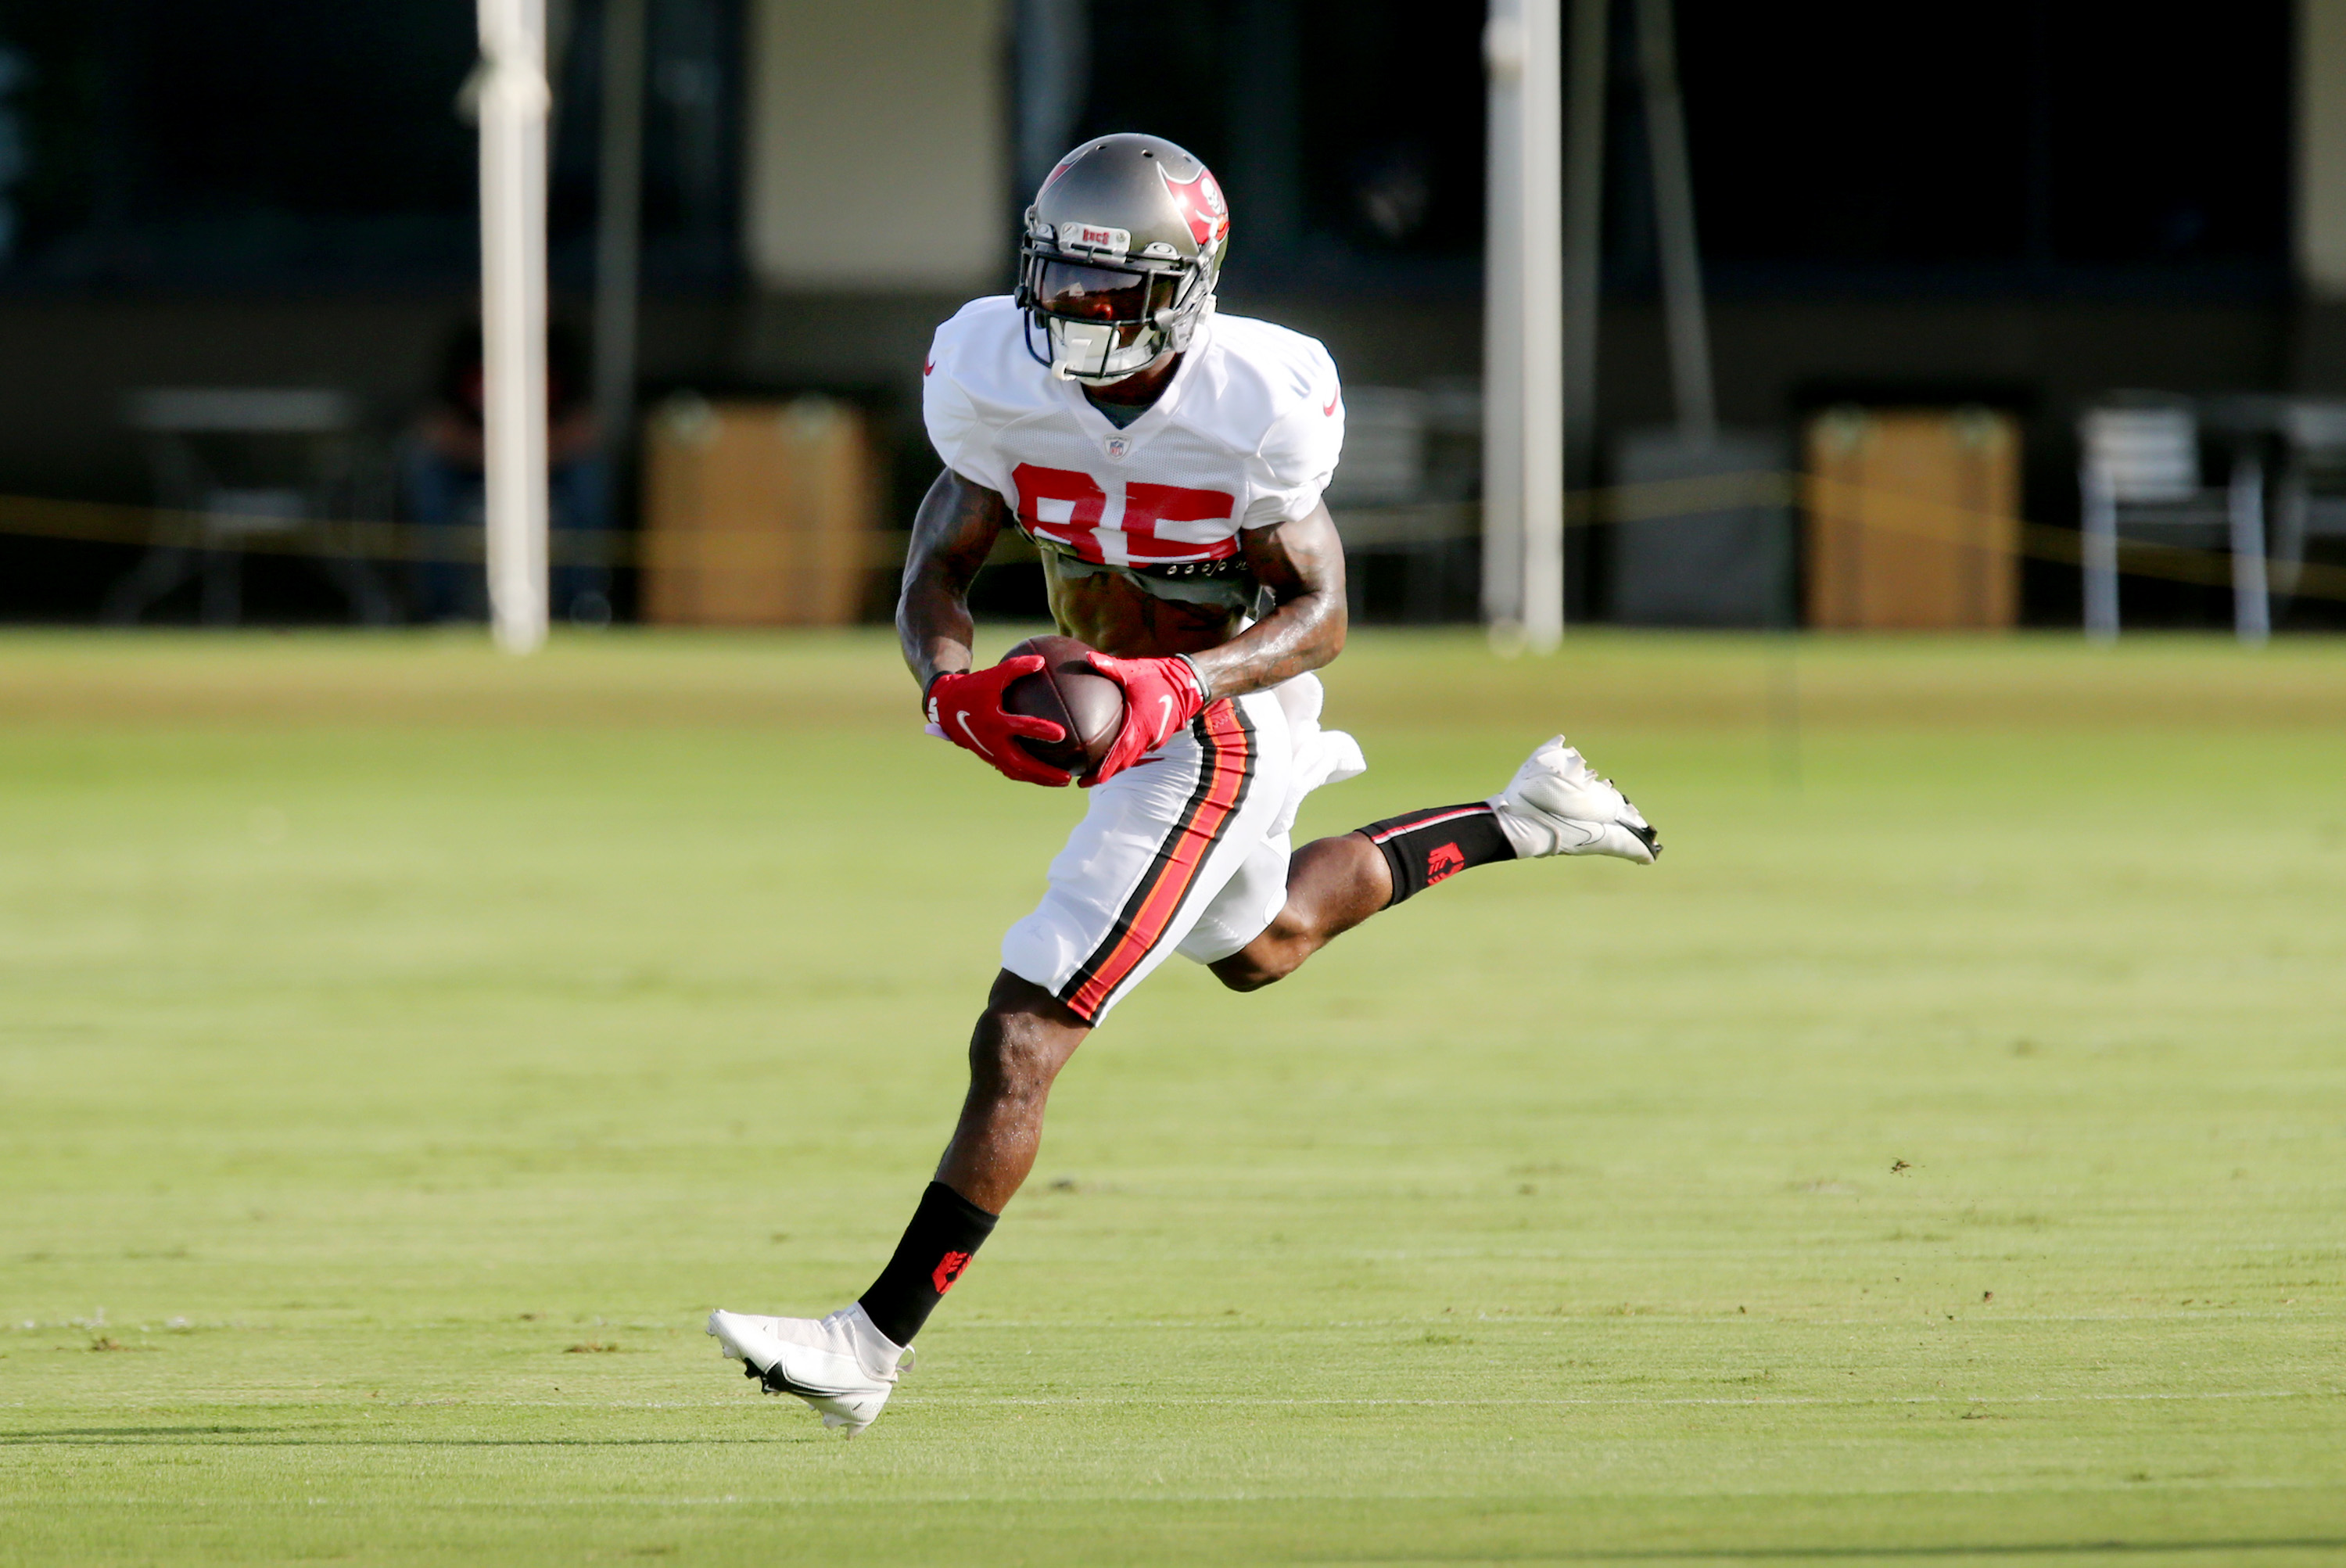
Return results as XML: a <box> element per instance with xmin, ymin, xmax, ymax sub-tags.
<box><xmin>856</xmin><ymin>1182</ymin><xmax>999</xmax><ymax>1347</ymax></box>
<box><xmin>1357</xmin><ymin>802</ymin><xmax>1517</xmax><ymax>906</ymax></box>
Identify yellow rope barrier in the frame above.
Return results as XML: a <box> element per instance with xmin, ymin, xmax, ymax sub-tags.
<box><xmin>0</xmin><ymin>493</ymin><xmax>909</xmax><ymax>571</ymax></box>
<box><xmin>0</xmin><ymin>472</ymin><xmax>2340</xmax><ymax>605</ymax></box>
<box><xmin>1592</xmin><ymin>469</ymin><xmax>2346</xmax><ymax>605</ymax></box>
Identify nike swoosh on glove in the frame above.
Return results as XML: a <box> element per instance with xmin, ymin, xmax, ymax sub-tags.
<box><xmin>1080</xmin><ymin>652</ymin><xmax>1207</xmax><ymax>786</ymax></box>
<box><xmin>926</xmin><ymin>658</ymin><xmax>1076</xmax><ymax>787</ymax></box>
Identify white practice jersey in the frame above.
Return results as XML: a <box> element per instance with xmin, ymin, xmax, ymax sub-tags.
<box><xmin>923</xmin><ymin>295</ymin><xmax>1343</xmax><ymax>567</ymax></box>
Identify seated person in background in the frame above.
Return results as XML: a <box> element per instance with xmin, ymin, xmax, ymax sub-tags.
<box><xmin>400</xmin><ymin>318</ymin><xmax>612</xmax><ymax>626</ymax></box>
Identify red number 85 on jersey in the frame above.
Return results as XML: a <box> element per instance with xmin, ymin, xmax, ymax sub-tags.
<box><xmin>1010</xmin><ymin>463</ymin><xmax>1238</xmax><ymax>565</ymax></box>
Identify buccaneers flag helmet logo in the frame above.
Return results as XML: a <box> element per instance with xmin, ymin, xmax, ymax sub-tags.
<box><xmin>1159</xmin><ymin>164</ymin><xmax>1229</xmax><ymax>251</ymax></box>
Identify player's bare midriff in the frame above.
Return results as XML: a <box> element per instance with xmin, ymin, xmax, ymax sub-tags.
<box><xmin>1033</xmin><ymin>349</ymin><xmax>1248</xmax><ymax>660</ymax></box>
<box><xmin>900</xmin><ymin>469</ymin><xmax>1346</xmax><ymax>709</ymax></box>
<box><xmin>1038</xmin><ymin>555</ymin><xmax>1243</xmax><ymax>660</ymax></box>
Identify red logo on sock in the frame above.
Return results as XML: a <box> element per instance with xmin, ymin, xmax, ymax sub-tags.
<box><xmin>931</xmin><ymin>1250</ymin><xmax>972</xmax><ymax>1294</ymax></box>
<box><xmin>1426</xmin><ymin>841</ymin><xmax>1466</xmax><ymax>883</ymax></box>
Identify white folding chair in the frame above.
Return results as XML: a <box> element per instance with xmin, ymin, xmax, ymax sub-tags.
<box><xmin>2079</xmin><ymin>400</ymin><xmax>2267</xmax><ymax>644</ymax></box>
<box><xmin>102</xmin><ymin>388</ymin><xmax>394</xmax><ymax>626</ymax></box>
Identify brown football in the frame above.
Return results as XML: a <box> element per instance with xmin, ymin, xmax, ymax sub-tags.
<box><xmin>1001</xmin><ymin>634</ymin><xmax>1125</xmax><ymax>776</ymax></box>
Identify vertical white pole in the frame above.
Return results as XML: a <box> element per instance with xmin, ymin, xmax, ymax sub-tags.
<box><xmin>2228</xmin><ymin>451</ymin><xmax>2270</xmax><ymax>645</ymax></box>
<box><xmin>479</xmin><ymin>0</ymin><xmax>551</xmax><ymax>653</ymax></box>
<box><xmin>2080</xmin><ymin>463</ymin><xmax>2119</xmax><ymax>641</ymax></box>
<box><xmin>1519</xmin><ymin>0</ymin><xmax>1566</xmax><ymax>651</ymax></box>
<box><xmin>1482</xmin><ymin>0</ymin><xmax>1526</xmax><ymax>644</ymax></box>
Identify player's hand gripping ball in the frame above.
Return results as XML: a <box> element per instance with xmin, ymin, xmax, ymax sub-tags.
<box><xmin>1078</xmin><ymin>651</ymin><xmax>1207</xmax><ymax>786</ymax></box>
<box><xmin>999</xmin><ymin>636</ymin><xmax>1128</xmax><ymax>777</ymax></box>
<box><xmin>926</xmin><ymin>658</ymin><xmax>1083</xmax><ymax>786</ymax></box>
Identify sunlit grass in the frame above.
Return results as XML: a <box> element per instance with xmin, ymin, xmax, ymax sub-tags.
<box><xmin>2</xmin><ymin>629</ymin><xmax>2343</xmax><ymax>1565</ymax></box>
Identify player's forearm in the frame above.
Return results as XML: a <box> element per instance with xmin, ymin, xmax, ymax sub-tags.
<box><xmin>897</xmin><ymin>468</ymin><xmax>1006</xmax><ymax>693</ymax></box>
<box><xmin>1182</xmin><ymin>505</ymin><xmax>1347</xmax><ymax>700</ymax></box>
<box><xmin>896</xmin><ymin>575</ymin><xmax>978</xmax><ymax>692</ymax></box>
<box><xmin>1183</xmin><ymin>589</ymin><xmax>1345</xmax><ymax>700</ymax></box>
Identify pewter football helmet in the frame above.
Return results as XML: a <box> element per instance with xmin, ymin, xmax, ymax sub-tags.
<box><xmin>1016</xmin><ymin>133</ymin><xmax>1230</xmax><ymax>384</ymax></box>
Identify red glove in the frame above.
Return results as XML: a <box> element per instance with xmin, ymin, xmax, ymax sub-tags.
<box><xmin>926</xmin><ymin>658</ymin><xmax>1075</xmax><ymax>787</ymax></box>
<box><xmin>1081</xmin><ymin>652</ymin><xmax>1208</xmax><ymax>786</ymax></box>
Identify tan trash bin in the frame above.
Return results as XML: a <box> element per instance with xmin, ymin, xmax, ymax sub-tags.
<box><xmin>1804</xmin><ymin>407</ymin><xmax>2020</xmax><ymax>630</ymax></box>
<box><xmin>640</xmin><ymin>394</ymin><xmax>879</xmax><ymax>626</ymax></box>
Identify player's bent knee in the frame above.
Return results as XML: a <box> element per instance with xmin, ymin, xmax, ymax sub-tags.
<box><xmin>1211</xmin><ymin>905</ymin><xmax>1318</xmax><ymax>992</ymax></box>
<box><xmin>1208</xmin><ymin>947</ymin><xmax>1290</xmax><ymax>992</ymax></box>
<box><xmin>969</xmin><ymin>1012</ymin><xmax>1055</xmax><ymax>1097</ymax></box>
<box><xmin>968</xmin><ymin>971</ymin><xmax>1089</xmax><ymax>1101</ymax></box>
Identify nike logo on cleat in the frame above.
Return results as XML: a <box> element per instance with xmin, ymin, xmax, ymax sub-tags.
<box><xmin>756</xmin><ymin>1362</ymin><xmax>857</xmax><ymax>1399</ymax></box>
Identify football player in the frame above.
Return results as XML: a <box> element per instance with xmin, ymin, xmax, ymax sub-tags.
<box><xmin>708</xmin><ymin>134</ymin><xmax>1659</xmax><ymax>1434</ymax></box>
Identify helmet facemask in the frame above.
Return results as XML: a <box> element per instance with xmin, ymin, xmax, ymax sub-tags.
<box><xmin>1017</xmin><ymin>221</ymin><xmax>1218</xmax><ymax>385</ymax></box>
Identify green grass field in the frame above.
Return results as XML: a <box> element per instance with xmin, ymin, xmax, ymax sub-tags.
<box><xmin>3</xmin><ymin>629</ymin><xmax>2344</xmax><ymax>1566</ymax></box>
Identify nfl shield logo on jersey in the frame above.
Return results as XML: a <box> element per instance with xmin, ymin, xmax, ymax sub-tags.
<box><xmin>1103</xmin><ymin>436</ymin><xmax>1132</xmax><ymax>461</ymax></box>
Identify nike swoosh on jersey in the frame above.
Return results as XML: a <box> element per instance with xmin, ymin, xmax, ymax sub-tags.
<box><xmin>1322</xmin><ymin>392</ymin><xmax>1340</xmax><ymax>416</ymax></box>
<box><xmin>954</xmin><ymin>711</ymin><xmax>994</xmax><ymax>757</ymax></box>
<box><xmin>924</xmin><ymin>357</ymin><xmax>935</xmax><ymax>376</ymax></box>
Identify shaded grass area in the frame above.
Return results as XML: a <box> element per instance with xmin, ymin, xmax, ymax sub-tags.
<box><xmin>2</xmin><ymin>629</ymin><xmax>2344</xmax><ymax>1566</ymax></box>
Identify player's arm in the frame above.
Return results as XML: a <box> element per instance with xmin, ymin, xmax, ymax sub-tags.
<box><xmin>897</xmin><ymin>468</ymin><xmax>1073</xmax><ymax>786</ymax></box>
<box><xmin>1075</xmin><ymin>503</ymin><xmax>1344</xmax><ymax>784</ymax></box>
<box><xmin>897</xmin><ymin>467</ymin><xmax>1009</xmax><ymax>690</ymax></box>
<box><xmin>1182</xmin><ymin>501</ymin><xmax>1347</xmax><ymax>700</ymax></box>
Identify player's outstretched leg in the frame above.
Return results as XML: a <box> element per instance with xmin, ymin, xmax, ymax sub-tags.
<box><xmin>1213</xmin><ymin>735</ymin><xmax>1656</xmax><ymax>990</ymax></box>
<box><xmin>709</xmin><ymin>972</ymin><xmax>1086</xmax><ymax>1436</ymax></box>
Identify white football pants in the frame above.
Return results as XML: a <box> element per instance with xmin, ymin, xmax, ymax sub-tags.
<box><xmin>1000</xmin><ymin>673</ymin><xmax>1365</xmax><ymax>1022</ymax></box>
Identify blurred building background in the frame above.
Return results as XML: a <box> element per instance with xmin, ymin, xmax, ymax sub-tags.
<box><xmin>0</xmin><ymin>0</ymin><xmax>2339</xmax><ymax>630</ymax></box>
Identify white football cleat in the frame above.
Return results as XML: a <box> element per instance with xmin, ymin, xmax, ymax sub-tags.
<box><xmin>706</xmin><ymin>1303</ymin><xmax>913</xmax><ymax>1437</ymax></box>
<box><xmin>1489</xmin><ymin>735</ymin><xmax>1660</xmax><ymax>864</ymax></box>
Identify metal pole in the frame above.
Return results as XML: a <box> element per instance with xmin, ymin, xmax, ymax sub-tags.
<box><xmin>1635</xmin><ymin>0</ymin><xmax>1714</xmax><ymax>442</ymax></box>
<box><xmin>1229</xmin><ymin>0</ymin><xmax>1301</xmax><ymax>255</ymax></box>
<box><xmin>2080</xmin><ymin>463</ymin><xmax>2119</xmax><ymax>641</ymax></box>
<box><xmin>593</xmin><ymin>0</ymin><xmax>647</xmax><ymax>496</ymax></box>
<box><xmin>1016</xmin><ymin>0</ymin><xmax>1090</xmax><ymax>196</ymax></box>
<box><xmin>479</xmin><ymin>0</ymin><xmax>551</xmax><ymax>653</ymax></box>
<box><xmin>1561</xmin><ymin>0</ymin><xmax>1607</xmax><ymax>493</ymax></box>
<box><xmin>1483</xmin><ymin>0</ymin><xmax>1565</xmax><ymax>650</ymax></box>
<box><xmin>1519</xmin><ymin>0</ymin><xmax>1565</xmax><ymax>650</ymax></box>
<box><xmin>1483</xmin><ymin>0</ymin><xmax>1526</xmax><ymax>643</ymax></box>
<box><xmin>2228</xmin><ymin>450</ymin><xmax>2271</xmax><ymax>644</ymax></box>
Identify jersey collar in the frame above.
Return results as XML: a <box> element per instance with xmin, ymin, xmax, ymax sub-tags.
<box><xmin>1052</xmin><ymin>309</ymin><xmax>1211</xmax><ymax>461</ymax></box>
